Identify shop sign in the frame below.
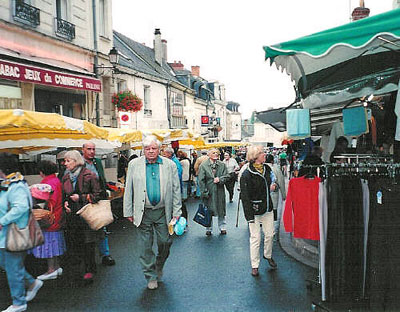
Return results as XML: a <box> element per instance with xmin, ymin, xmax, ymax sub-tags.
<box><xmin>0</xmin><ymin>59</ymin><xmax>101</xmax><ymax>92</ymax></box>
<box><xmin>201</xmin><ymin>115</ymin><xmax>209</xmax><ymax>126</ymax></box>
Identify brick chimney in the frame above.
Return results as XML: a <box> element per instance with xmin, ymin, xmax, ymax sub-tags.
<box><xmin>191</xmin><ymin>65</ymin><xmax>200</xmax><ymax>77</ymax></box>
<box><xmin>169</xmin><ymin>61</ymin><xmax>185</xmax><ymax>71</ymax></box>
<box><xmin>351</xmin><ymin>0</ymin><xmax>370</xmax><ymax>21</ymax></box>
<box><xmin>154</xmin><ymin>28</ymin><xmax>162</xmax><ymax>64</ymax></box>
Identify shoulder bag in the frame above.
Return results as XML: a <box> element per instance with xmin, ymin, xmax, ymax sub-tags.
<box><xmin>6</xmin><ymin>199</ymin><xmax>44</xmax><ymax>252</ymax></box>
<box><xmin>76</xmin><ymin>199</ymin><xmax>114</xmax><ymax>231</ymax></box>
<box><xmin>193</xmin><ymin>202</ymin><xmax>212</xmax><ymax>227</ymax></box>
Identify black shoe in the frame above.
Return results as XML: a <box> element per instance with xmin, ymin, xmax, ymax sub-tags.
<box><xmin>102</xmin><ymin>255</ymin><xmax>116</xmax><ymax>266</ymax></box>
<box><xmin>251</xmin><ymin>268</ymin><xmax>259</xmax><ymax>276</ymax></box>
<box><xmin>263</xmin><ymin>256</ymin><xmax>277</xmax><ymax>269</ymax></box>
<box><xmin>220</xmin><ymin>230</ymin><xmax>227</xmax><ymax>235</ymax></box>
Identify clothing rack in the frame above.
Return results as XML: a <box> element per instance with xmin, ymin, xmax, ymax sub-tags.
<box><xmin>300</xmin><ymin>161</ymin><xmax>400</xmax><ymax>310</ymax></box>
<box><xmin>301</xmin><ymin>162</ymin><xmax>400</xmax><ymax>182</ymax></box>
<box><xmin>332</xmin><ymin>153</ymin><xmax>392</xmax><ymax>164</ymax></box>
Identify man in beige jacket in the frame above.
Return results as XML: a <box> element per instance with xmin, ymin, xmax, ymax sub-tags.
<box><xmin>123</xmin><ymin>135</ymin><xmax>182</xmax><ymax>290</ymax></box>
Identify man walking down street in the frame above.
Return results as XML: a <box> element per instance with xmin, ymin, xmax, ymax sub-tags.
<box><xmin>124</xmin><ymin>136</ymin><xmax>182</xmax><ymax>290</ymax></box>
<box><xmin>82</xmin><ymin>142</ymin><xmax>116</xmax><ymax>266</ymax></box>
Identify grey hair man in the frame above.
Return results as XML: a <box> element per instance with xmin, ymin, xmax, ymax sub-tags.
<box><xmin>123</xmin><ymin>135</ymin><xmax>182</xmax><ymax>290</ymax></box>
<box><xmin>82</xmin><ymin>141</ymin><xmax>116</xmax><ymax>267</ymax></box>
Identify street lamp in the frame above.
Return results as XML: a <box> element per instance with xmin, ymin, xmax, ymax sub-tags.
<box><xmin>94</xmin><ymin>47</ymin><xmax>120</xmax><ymax>74</ymax></box>
<box><xmin>108</xmin><ymin>47</ymin><xmax>119</xmax><ymax>66</ymax></box>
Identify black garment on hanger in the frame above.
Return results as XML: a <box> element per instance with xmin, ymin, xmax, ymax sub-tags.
<box><xmin>325</xmin><ymin>176</ymin><xmax>364</xmax><ymax>304</ymax></box>
<box><xmin>366</xmin><ymin>177</ymin><xmax>400</xmax><ymax>311</ymax></box>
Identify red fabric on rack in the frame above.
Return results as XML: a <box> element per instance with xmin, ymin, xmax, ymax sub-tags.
<box><xmin>283</xmin><ymin>176</ymin><xmax>320</xmax><ymax>240</ymax></box>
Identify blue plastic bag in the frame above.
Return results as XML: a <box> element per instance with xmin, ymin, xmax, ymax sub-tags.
<box><xmin>174</xmin><ymin>217</ymin><xmax>187</xmax><ymax>236</ymax></box>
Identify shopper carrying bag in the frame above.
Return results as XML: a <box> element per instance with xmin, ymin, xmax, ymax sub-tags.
<box><xmin>0</xmin><ymin>153</ymin><xmax>44</xmax><ymax>312</ymax></box>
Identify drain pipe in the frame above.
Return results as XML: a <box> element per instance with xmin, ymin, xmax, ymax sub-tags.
<box><xmin>92</xmin><ymin>0</ymin><xmax>100</xmax><ymax>125</ymax></box>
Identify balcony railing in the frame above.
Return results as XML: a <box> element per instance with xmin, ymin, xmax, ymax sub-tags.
<box><xmin>13</xmin><ymin>0</ymin><xmax>40</xmax><ymax>27</ymax></box>
<box><xmin>55</xmin><ymin>18</ymin><xmax>75</xmax><ymax>41</ymax></box>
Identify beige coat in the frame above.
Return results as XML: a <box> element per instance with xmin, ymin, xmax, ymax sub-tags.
<box><xmin>123</xmin><ymin>156</ymin><xmax>182</xmax><ymax>227</ymax></box>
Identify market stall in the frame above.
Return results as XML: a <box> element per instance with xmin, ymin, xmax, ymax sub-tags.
<box><xmin>264</xmin><ymin>8</ymin><xmax>400</xmax><ymax>109</ymax></box>
<box><xmin>263</xmin><ymin>8</ymin><xmax>400</xmax><ymax>311</ymax></box>
<box><xmin>0</xmin><ymin>109</ymin><xmax>118</xmax><ymax>152</ymax></box>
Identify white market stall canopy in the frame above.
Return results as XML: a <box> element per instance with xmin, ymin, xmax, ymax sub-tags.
<box><xmin>0</xmin><ymin>109</ymin><xmax>206</xmax><ymax>153</ymax></box>
<box><xmin>0</xmin><ymin>109</ymin><xmax>117</xmax><ymax>152</ymax></box>
<box><xmin>264</xmin><ymin>9</ymin><xmax>400</xmax><ymax>109</ymax></box>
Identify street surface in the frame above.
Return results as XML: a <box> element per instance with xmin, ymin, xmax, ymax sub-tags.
<box><xmin>0</xmin><ymin>189</ymin><xmax>317</xmax><ymax>312</ymax></box>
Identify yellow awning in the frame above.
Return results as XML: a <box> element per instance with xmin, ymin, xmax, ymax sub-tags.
<box><xmin>0</xmin><ymin>109</ymin><xmax>117</xmax><ymax>151</ymax></box>
<box><xmin>200</xmin><ymin>142</ymin><xmax>249</xmax><ymax>149</ymax></box>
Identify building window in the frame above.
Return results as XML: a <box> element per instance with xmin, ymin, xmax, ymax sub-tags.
<box><xmin>99</xmin><ymin>0</ymin><xmax>107</xmax><ymax>37</ymax></box>
<box><xmin>56</xmin><ymin>0</ymin><xmax>67</xmax><ymax>20</ymax></box>
<box><xmin>13</xmin><ymin>0</ymin><xmax>40</xmax><ymax>27</ymax></box>
<box><xmin>117</xmin><ymin>80</ymin><xmax>127</xmax><ymax>92</ymax></box>
<box><xmin>34</xmin><ymin>87</ymin><xmax>86</xmax><ymax>119</ymax></box>
<box><xmin>55</xmin><ymin>0</ymin><xmax>75</xmax><ymax>40</ymax></box>
<box><xmin>144</xmin><ymin>85</ymin><xmax>151</xmax><ymax>116</ymax></box>
<box><xmin>171</xmin><ymin>91</ymin><xmax>183</xmax><ymax>106</ymax></box>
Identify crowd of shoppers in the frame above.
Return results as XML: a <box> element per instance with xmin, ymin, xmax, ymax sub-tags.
<box><xmin>0</xmin><ymin>141</ymin><xmax>125</xmax><ymax>311</ymax></box>
<box><xmin>1</xmin><ymin>138</ymin><xmax>308</xmax><ymax>308</ymax></box>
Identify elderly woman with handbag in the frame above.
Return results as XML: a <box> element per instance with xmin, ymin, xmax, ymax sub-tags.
<box><xmin>61</xmin><ymin>150</ymin><xmax>102</xmax><ymax>284</ymax></box>
<box><xmin>240</xmin><ymin>146</ymin><xmax>278</xmax><ymax>277</ymax></box>
<box><xmin>198</xmin><ymin>148</ymin><xmax>230</xmax><ymax>236</ymax></box>
<box><xmin>29</xmin><ymin>160</ymin><xmax>66</xmax><ymax>281</ymax></box>
<box><xmin>0</xmin><ymin>153</ymin><xmax>43</xmax><ymax>312</ymax></box>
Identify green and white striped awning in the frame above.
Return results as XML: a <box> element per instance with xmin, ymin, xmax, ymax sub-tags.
<box><xmin>264</xmin><ymin>8</ymin><xmax>400</xmax><ymax>108</ymax></box>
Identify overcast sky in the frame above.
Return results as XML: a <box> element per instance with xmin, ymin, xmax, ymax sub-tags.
<box><xmin>112</xmin><ymin>0</ymin><xmax>394</xmax><ymax>119</ymax></box>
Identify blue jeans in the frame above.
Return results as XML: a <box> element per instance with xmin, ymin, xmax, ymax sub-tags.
<box><xmin>0</xmin><ymin>248</ymin><xmax>35</xmax><ymax>306</ymax></box>
<box><xmin>98</xmin><ymin>229</ymin><xmax>110</xmax><ymax>256</ymax></box>
<box><xmin>195</xmin><ymin>177</ymin><xmax>201</xmax><ymax>197</ymax></box>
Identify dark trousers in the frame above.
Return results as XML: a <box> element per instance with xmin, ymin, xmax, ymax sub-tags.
<box><xmin>366</xmin><ymin>179</ymin><xmax>400</xmax><ymax>310</ymax></box>
<box><xmin>181</xmin><ymin>202</ymin><xmax>188</xmax><ymax>220</ymax></box>
<box><xmin>64</xmin><ymin>215</ymin><xmax>97</xmax><ymax>276</ymax></box>
<box><xmin>326</xmin><ymin>176</ymin><xmax>364</xmax><ymax>303</ymax></box>
<box><xmin>137</xmin><ymin>208</ymin><xmax>172</xmax><ymax>281</ymax></box>
<box><xmin>225</xmin><ymin>176</ymin><xmax>235</xmax><ymax>201</ymax></box>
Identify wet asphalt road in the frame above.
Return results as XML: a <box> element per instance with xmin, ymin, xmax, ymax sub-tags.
<box><xmin>0</xmin><ymin>189</ymin><xmax>318</xmax><ymax>312</ymax></box>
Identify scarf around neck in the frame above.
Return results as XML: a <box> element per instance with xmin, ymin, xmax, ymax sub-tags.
<box><xmin>69</xmin><ymin>166</ymin><xmax>82</xmax><ymax>185</ymax></box>
<box><xmin>0</xmin><ymin>172</ymin><xmax>25</xmax><ymax>190</ymax></box>
<box><xmin>253</xmin><ymin>163</ymin><xmax>264</xmax><ymax>175</ymax></box>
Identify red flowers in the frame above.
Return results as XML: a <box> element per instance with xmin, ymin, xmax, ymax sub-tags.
<box><xmin>112</xmin><ymin>91</ymin><xmax>143</xmax><ymax>112</ymax></box>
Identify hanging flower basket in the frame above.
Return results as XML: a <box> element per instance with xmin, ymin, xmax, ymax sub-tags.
<box><xmin>112</xmin><ymin>90</ymin><xmax>143</xmax><ymax>112</ymax></box>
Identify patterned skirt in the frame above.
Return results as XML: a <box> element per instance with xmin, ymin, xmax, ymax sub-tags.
<box><xmin>29</xmin><ymin>230</ymin><xmax>66</xmax><ymax>258</ymax></box>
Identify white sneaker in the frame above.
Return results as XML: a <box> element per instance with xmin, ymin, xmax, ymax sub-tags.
<box><xmin>37</xmin><ymin>270</ymin><xmax>58</xmax><ymax>281</ymax></box>
<box><xmin>147</xmin><ymin>280</ymin><xmax>158</xmax><ymax>290</ymax></box>
<box><xmin>26</xmin><ymin>279</ymin><xmax>43</xmax><ymax>302</ymax></box>
<box><xmin>1</xmin><ymin>304</ymin><xmax>27</xmax><ymax>312</ymax></box>
<box><xmin>57</xmin><ymin>268</ymin><xmax>63</xmax><ymax>276</ymax></box>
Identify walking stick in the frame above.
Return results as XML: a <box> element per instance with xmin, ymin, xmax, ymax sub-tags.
<box><xmin>235</xmin><ymin>193</ymin><xmax>241</xmax><ymax>227</ymax></box>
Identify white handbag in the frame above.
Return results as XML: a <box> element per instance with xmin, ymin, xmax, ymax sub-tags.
<box><xmin>76</xmin><ymin>200</ymin><xmax>114</xmax><ymax>230</ymax></box>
